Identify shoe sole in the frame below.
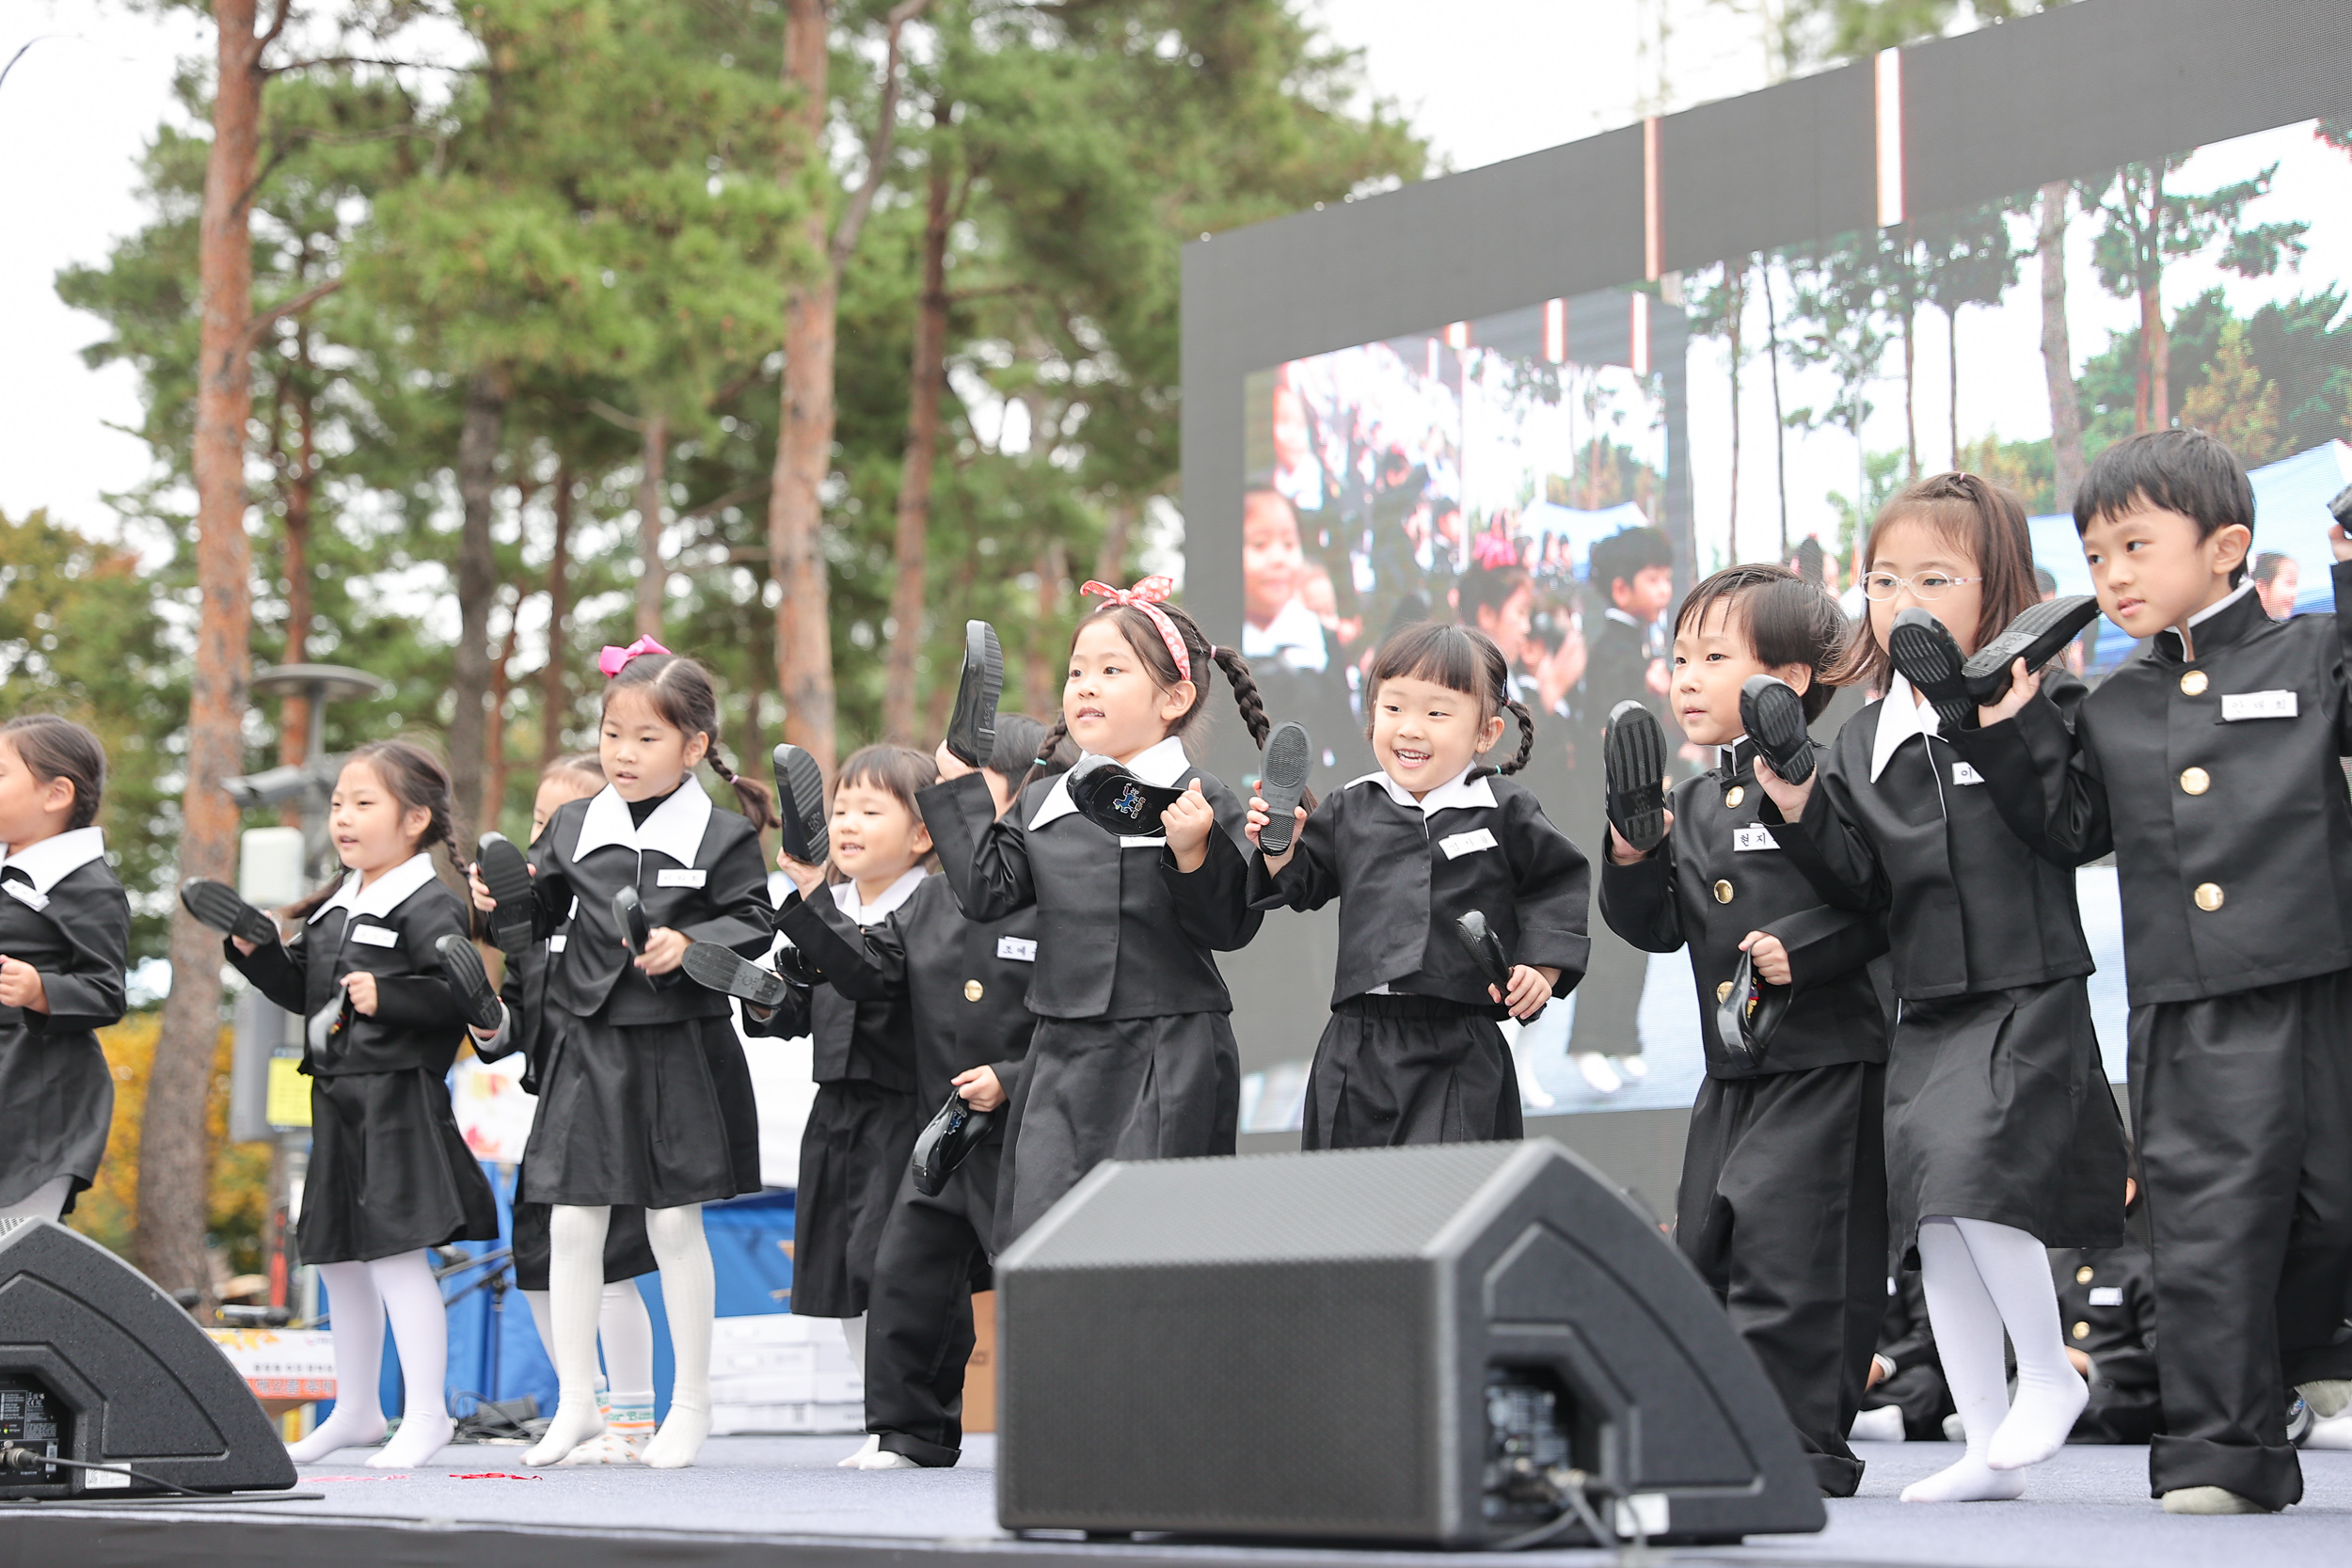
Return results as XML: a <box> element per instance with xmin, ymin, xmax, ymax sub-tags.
<box><xmin>1740</xmin><ymin>675</ymin><xmax>1817</xmax><ymax>785</ymax></box>
<box><xmin>436</xmin><ymin>933</ymin><xmax>505</xmax><ymax>1032</ymax></box>
<box><xmin>1887</xmin><ymin>610</ymin><xmax>1978</xmax><ymax>734</ymax></box>
<box><xmin>180</xmin><ymin>878</ymin><xmax>279</xmax><ymax>947</ymax></box>
<box><xmin>771</xmin><ymin>744</ymin><xmax>829</xmax><ymax>868</ymax></box>
<box><xmin>680</xmin><ymin>942</ymin><xmax>795</xmax><ymax>1008</ymax></box>
<box><xmin>1604</xmin><ymin>701</ymin><xmax>1669</xmax><ymax>852</ymax></box>
<box><xmin>1452</xmin><ymin>911</ymin><xmax>1512</xmax><ymax>991</ymax></box>
<box><xmin>1963</xmin><ymin>594</ymin><xmax>2101</xmax><ymax>704</ymax></box>
<box><xmin>1255</xmin><ymin>721</ymin><xmax>1312</xmax><ymax>856</ymax></box>
<box><xmin>1067</xmin><ymin>759</ymin><xmax>1184</xmax><ymax>836</ymax></box>
<box><xmin>476</xmin><ymin>833</ymin><xmax>536</xmax><ymax>958</ymax></box>
<box><xmin>945</xmin><ymin>621</ymin><xmax>1005</xmax><ymax>768</ymax></box>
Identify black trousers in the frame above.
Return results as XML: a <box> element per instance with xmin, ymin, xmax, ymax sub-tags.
<box><xmin>867</xmin><ymin>1141</ymin><xmax>1003</xmax><ymax>1466</ymax></box>
<box><xmin>1677</xmin><ymin>1060</ymin><xmax>1887</xmax><ymax>1498</ymax></box>
<box><xmin>2131</xmin><ymin>966</ymin><xmax>2352</xmax><ymax>1510</ymax></box>
<box><xmin>1862</xmin><ymin>1364</ymin><xmax>1952</xmax><ymax>1441</ymax></box>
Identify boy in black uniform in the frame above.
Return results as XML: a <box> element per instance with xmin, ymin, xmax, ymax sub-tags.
<box><xmin>2051</xmin><ymin>1182</ymin><xmax>2161</xmax><ymax>1446</ymax></box>
<box><xmin>1600</xmin><ymin>564</ymin><xmax>1890</xmax><ymax>1497</ymax></box>
<box><xmin>1960</xmin><ymin>428</ymin><xmax>2352</xmax><ymax>1513</ymax></box>
<box><xmin>1853</xmin><ymin>1269</ymin><xmax>1952</xmax><ymax>1442</ymax></box>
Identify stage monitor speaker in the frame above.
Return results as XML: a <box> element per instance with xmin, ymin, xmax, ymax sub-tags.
<box><xmin>996</xmin><ymin>1139</ymin><xmax>1823</xmax><ymax>1547</ymax></box>
<box><xmin>0</xmin><ymin>1218</ymin><xmax>296</xmax><ymax>1497</ymax></box>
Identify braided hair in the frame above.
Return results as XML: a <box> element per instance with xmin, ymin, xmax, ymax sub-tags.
<box><xmin>600</xmin><ymin>653</ymin><xmax>781</xmax><ymax>832</ymax></box>
<box><xmin>1364</xmin><ymin>622</ymin><xmax>1534</xmax><ymax>778</ymax></box>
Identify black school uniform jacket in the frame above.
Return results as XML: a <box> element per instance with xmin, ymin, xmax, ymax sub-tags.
<box><xmin>1247</xmin><ymin>767</ymin><xmax>1589</xmax><ymax>1010</ymax></box>
<box><xmin>1600</xmin><ymin>741</ymin><xmax>1888</xmax><ymax>1077</ymax></box>
<box><xmin>1875</xmin><ymin>1269</ymin><xmax>1937</xmax><ymax>1382</ymax></box>
<box><xmin>229</xmin><ymin>852</ymin><xmax>471</xmax><ymax>1076</ymax></box>
<box><xmin>526</xmin><ymin>779</ymin><xmax>774</xmax><ymax>1024</ymax></box>
<box><xmin>1954</xmin><ymin>570</ymin><xmax>2352</xmax><ymax>1005</ymax></box>
<box><xmin>1779</xmin><ymin>671</ymin><xmax>2093</xmax><ymax>1002</ymax></box>
<box><xmin>0</xmin><ymin>829</ymin><xmax>129</xmax><ymax>1037</ymax></box>
<box><xmin>917</xmin><ymin>736</ymin><xmax>1262</xmax><ymax>1022</ymax></box>
<box><xmin>740</xmin><ymin>870</ymin><xmax>921</xmax><ymax>1095</ymax></box>
<box><xmin>780</xmin><ymin>874</ymin><xmax>1036</xmax><ymax>1112</ymax></box>
<box><xmin>2050</xmin><ymin>1243</ymin><xmax>2158</xmax><ymax>1401</ymax></box>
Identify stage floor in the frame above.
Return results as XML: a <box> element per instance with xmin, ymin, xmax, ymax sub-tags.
<box><xmin>6</xmin><ymin>1436</ymin><xmax>2350</xmax><ymax>1567</ymax></box>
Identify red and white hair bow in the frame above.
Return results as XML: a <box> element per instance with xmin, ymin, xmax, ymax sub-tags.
<box><xmin>1080</xmin><ymin>576</ymin><xmax>1190</xmax><ymax>682</ymax></box>
<box><xmin>597</xmin><ymin>634</ymin><xmax>671</xmax><ymax>677</ymax></box>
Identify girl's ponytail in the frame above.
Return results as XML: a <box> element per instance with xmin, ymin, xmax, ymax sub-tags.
<box><xmin>1209</xmin><ymin>644</ymin><xmax>1274</xmax><ymax>752</ymax></box>
<box><xmin>1496</xmin><ymin>698</ymin><xmax>1537</xmax><ymax>777</ymax></box>
<box><xmin>707</xmin><ymin>748</ymin><xmax>780</xmax><ymax>833</ymax></box>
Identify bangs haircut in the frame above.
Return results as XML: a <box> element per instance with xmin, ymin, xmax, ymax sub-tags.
<box><xmin>1675</xmin><ymin>564</ymin><xmax>1851</xmax><ymax>721</ymax></box>
<box><xmin>1828</xmin><ymin>471</ymin><xmax>2039</xmax><ymax>690</ymax></box>
<box><xmin>2074</xmin><ymin>428</ymin><xmax>2256</xmax><ymax>587</ymax></box>
<box><xmin>834</xmin><ymin>743</ymin><xmax>939</xmax><ymax>815</ymax></box>
<box><xmin>1365</xmin><ymin>621</ymin><xmax>1535</xmax><ymax>775</ymax></box>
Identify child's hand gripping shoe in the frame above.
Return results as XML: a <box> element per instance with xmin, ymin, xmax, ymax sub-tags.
<box><xmin>1887</xmin><ymin>607</ymin><xmax>1979</xmax><ymax>735</ymax></box>
<box><xmin>179</xmin><ymin>878</ymin><xmax>280</xmax><ymax>949</ymax></box>
<box><xmin>436</xmin><ymin>932</ymin><xmax>506</xmax><ymax>1034</ymax></box>
<box><xmin>1454</xmin><ymin>910</ymin><xmax>1513</xmax><ymax>997</ymax></box>
<box><xmin>680</xmin><ymin>941</ymin><xmax>800</xmax><ymax>1010</ymax></box>
<box><xmin>1065</xmin><ymin>753</ymin><xmax>1186</xmax><ymax>838</ymax></box>
<box><xmin>1961</xmin><ymin>595</ymin><xmax>2100</xmax><ymax>706</ymax></box>
<box><xmin>944</xmin><ymin>620</ymin><xmax>1005</xmax><ymax>768</ymax></box>
<box><xmin>1603</xmin><ymin>700</ymin><xmax>1670</xmax><ymax>853</ymax></box>
<box><xmin>474</xmin><ymin>832</ymin><xmax>537</xmax><ymax>960</ymax></box>
<box><xmin>910</xmin><ymin>1091</ymin><xmax>993</xmax><ymax>1198</ymax></box>
<box><xmin>1254</xmin><ymin>721</ymin><xmax>1312</xmax><ymax>856</ymax></box>
<box><xmin>1740</xmin><ymin>674</ymin><xmax>1816</xmax><ymax>786</ymax></box>
<box><xmin>771</xmin><ymin>744</ymin><xmax>828</xmax><ymax>869</ymax></box>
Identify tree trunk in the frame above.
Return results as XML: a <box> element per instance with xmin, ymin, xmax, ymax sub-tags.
<box><xmin>771</xmin><ymin>0</ymin><xmax>840</xmax><ymax>772</ymax></box>
<box><xmin>1025</xmin><ymin>539</ymin><xmax>1068</xmax><ymax>715</ymax></box>
<box><xmin>541</xmin><ymin>461</ymin><xmax>574</xmax><ymax>763</ymax></box>
<box><xmin>1900</xmin><ymin>301</ymin><xmax>1917</xmax><ymax>481</ymax></box>
<box><xmin>1725</xmin><ymin>265</ymin><xmax>1742</xmax><ymax>561</ymax></box>
<box><xmin>446</xmin><ymin>370</ymin><xmax>505</xmax><ymax>853</ymax></box>
<box><xmin>882</xmin><ymin>112</ymin><xmax>952</xmax><ymax>744</ymax></box>
<box><xmin>2039</xmin><ymin>182</ymin><xmax>2086</xmax><ymax>511</ymax></box>
<box><xmin>140</xmin><ymin>0</ymin><xmax>267</xmax><ymax>1307</ymax></box>
<box><xmin>636</xmin><ymin>415</ymin><xmax>670</xmax><ymax>637</ymax></box>
<box><xmin>1945</xmin><ymin>304</ymin><xmax>1960</xmax><ymax>471</ymax></box>
<box><xmin>485</xmin><ymin>594</ymin><xmax>521</xmax><ymax>832</ymax></box>
<box><xmin>1763</xmin><ymin>260</ymin><xmax>1790</xmax><ymax>560</ymax></box>
<box><xmin>2143</xmin><ymin>284</ymin><xmax>2169</xmax><ymax>434</ymax></box>
<box><xmin>1094</xmin><ymin>501</ymin><xmax>1134</xmax><ymax>587</ymax></box>
<box><xmin>277</xmin><ymin>335</ymin><xmax>317</xmax><ymax>774</ymax></box>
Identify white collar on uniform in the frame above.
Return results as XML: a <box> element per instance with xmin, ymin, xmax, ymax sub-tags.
<box><xmin>1029</xmin><ymin>735</ymin><xmax>1191</xmax><ymax>830</ymax></box>
<box><xmin>569</xmin><ymin>775</ymin><xmax>714</xmax><ymax>863</ymax></box>
<box><xmin>831</xmin><ymin>865</ymin><xmax>929</xmax><ymax>925</ymax></box>
<box><xmin>2187</xmin><ymin>580</ymin><xmax>2254</xmax><ymax>627</ymax></box>
<box><xmin>0</xmin><ymin>827</ymin><xmax>106</xmax><ymax>896</ymax></box>
<box><xmin>1605</xmin><ymin>607</ymin><xmax>1641</xmax><ymax>629</ymax></box>
<box><xmin>1347</xmin><ymin>763</ymin><xmax>1498</xmax><ymax>818</ymax></box>
<box><xmin>1239</xmin><ymin>596</ymin><xmax>1329</xmax><ymax>672</ymax></box>
<box><xmin>309</xmin><ymin>850</ymin><xmax>438</xmax><ymax>925</ymax></box>
<box><xmin>1868</xmin><ymin>673</ymin><xmax>1941</xmax><ymax>784</ymax></box>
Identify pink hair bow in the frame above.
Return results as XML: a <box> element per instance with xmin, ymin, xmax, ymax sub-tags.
<box><xmin>1080</xmin><ymin>576</ymin><xmax>1190</xmax><ymax>681</ymax></box>
<box><xmin>597</xmin><ymin>635</ymin><xmax>671</xmax><ymax>677</ymax></box>
<box><xmin>1472</xmin><ymin>531</ymin><xmax>1522</xmax><ymax>570</ymax></box>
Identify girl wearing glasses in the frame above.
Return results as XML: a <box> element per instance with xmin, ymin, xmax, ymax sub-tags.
<box><xmin>1755</xmin><ymin>473</ymin><xmax>2126</xmax><ymax>1505</ymax></box>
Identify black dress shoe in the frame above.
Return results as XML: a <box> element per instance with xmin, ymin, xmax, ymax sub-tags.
<box><xmin>475</xmin><ymin>832</ymin><xmax>536</xmax><ymax>959</ymax></box>
<box><xmin>771</xmin><ymin>743</ymin><xmax>828</xmax><ymax>868</ymax></box>
<box><xmin>1714</xmin><ymin>949</ymin><xmax>1791</xmax><ymax>1072</ymax></box>
<box><xmin>1887</xmin><ymin>608</ymin><xmax>1978</xmax><ymax>734</ymax></box>
<box><xmin>1603</xmin><ymin>700</ymin><xmax>1669</xmax><ymax>853</ymax></box>
<box><xmin>680</xmin><ymin>941</ymin><xmax>797</xmax><ymax>1009</ymax></box>
<box><xmin>911</xmin><ymin>1091</ymin><xmax>994</xmax><ymax>1197</ymax></box>
<box><xmin>436</xmin><ymin>933</ymin><xmax>505</xmax><ymax>1033</ymax></box>
<box><xmin>613</xmin><ymin>886</ymin><xmax>652</xmax><ymax>958</ymax></box>
<box><xmin>1255</xmin><ymin>721</ymin><xmax>1312</xmax><ymax>856</ymax></box>
<box><xmin>1065</xmin><ymin>754</ymin><xmax>1186</xmax><ymax>838</ymax></box>
<box><xmin>1962</xmin><ymin>595</ymin><xmax>2101</xmax><ymax>705</ymax></box>
<box><xmin>1454</xmin><ymin>910</ymin><xmax>1512</xmax><ymax>993</ymax></box>
<box><xmin>180</xmin><ymin>878</ymin><xmax>279</xmax><ymax>947</ymax></box>
<box><xmin>1740</xmin><ymin>674</ymin><xmax>1817</xmax><ymax>785</ymax></box>
<box><xmin>944</xmin><ymin>620</ymin><xmax>1005</xmax><ymax>768</ymax></box>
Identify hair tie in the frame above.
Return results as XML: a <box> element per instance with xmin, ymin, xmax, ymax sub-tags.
<box><xmin>1080</xmin><ymin>576</ymin><xmax>1189</xmax><ymax>682</ymax></box>
<box><xmin>598</xmin><ymin>635</ymin><xmax>671</xmax><ymax>677</ymax></box>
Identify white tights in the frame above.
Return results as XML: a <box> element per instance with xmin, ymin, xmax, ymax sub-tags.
<box><xmin>287</xmin><ymin>1250</ymin><xmax>455</xmax><ymax>1467</ymax></box>
<box><xmin>521</xmin><ymin>1281</ymin><xmax>657</xmax><ymax>1396</ymax></box>
<box><xmin>524</xmin><ymin>1204</ymin><xmax>714</xmax><ymax>1469</ymax></box>
<box><xmin>1900</xmin><ymin>1216</ymin><xmax>2087</xmax><ymax>1502</ymax></box>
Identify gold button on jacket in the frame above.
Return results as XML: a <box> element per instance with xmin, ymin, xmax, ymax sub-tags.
<box><xmin>1724</xmin><ymin>785</ymin><xmax>1745</xmax><ymax>809</ymax></box>
<box><xmin>2076</xmin><ymin>1265</ymin><xmax>2094</xmax><ymax>1284</ymax></box>
<box><xmin>2180</xmin><ymin>670</ymin><xmax>2209</xmax><ymax>696</ymax></box>
<box><xmin>2180</xmin><ymin>767</ymin><xmax>2210</xmax><ymax>796</ymax></box>
<box><xmin>2073</xmin><ymin>1322</ymin><xmax>2090</xmax><ymax>1340</ymax></box>
<box><xmin>962</xmin><ymin>979</ymin><xmax>984</xmax><ymax>1002</ymax></box>
<box><xmin>2194</xmin><ymin>882</ymin><xmax>2225</xmax><ymax>911</ymax></box>
<box><xmin>1712</xmin><ymin>879</ymin><xmax>1734</xmax><ymax>904</ymax></box>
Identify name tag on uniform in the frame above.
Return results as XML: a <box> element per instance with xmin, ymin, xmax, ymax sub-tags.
<box><xmin>1951</xmin><ymin>761</ymin><xmax>1984</xmax><ymax>785</ymax></box>
<box><xmin>351</xmin><ymin>924</ymin><xmax>400</xmax><ymax>948</ymax></box>
<box><xmin>2222</xmin><ymin>689</ymin><xmax>2297</xmax><ymax>721</ymax></box>
<box><xmin>2088</xmin><ymin>1286</ymin><xmax>2123</xmax><ymax>1307</ymax></box>
<box><xmin>1117</xmin><ymin>834</ymin><xmax>1166</xmax><ymax>849</ymax></box>
<box><xmin>2</xmin><ymin>882</ymin><xmax>46</xmax><ymax>911</ymax></box>
<box><xmin>656</xmin><ymin>867</ymin><xmax>707</xmax><ymax>888</ymax></box>
<box><xmin>1439</xmin><ymin>829</ymin><xmax>1499</xmax><ymax>859</ymax></box>
<box><xmin>996</xmin><ymin>935</ymin><xmax>1038</xmax><ymax>962</ymax></box>
<box><xmin>548</xmin><ymin>934</ymin><xmax>568</xmax><ymax>953</ymax></box>
<box><xmin>1732</xmin><ymin>826</ymin><xmax>1778</xmax><ymax>852</ymax></box>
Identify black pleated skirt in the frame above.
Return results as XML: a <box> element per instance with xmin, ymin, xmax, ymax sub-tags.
<box><xmin>0</xmin><ymin>1024</ymin><xmax>112</xmax><ymax>1213</ymax></box>
<box><xmin>1886</xmin><ymin>977</ymin><xmax>2127</xmax><ymax>1261</ymax></box>
<box><xmin>998</xmin><ymin>1011</ymin><xmax>1240</xmax><ymax>1247</ymax></box>
<box><xmin>791</xmin><ymin>1079</ymin><xmax>922</xmax><ymax>1318</ymax></box>
<box><xmin>1302</xmin><ymin>995</ymin><xmax>1521</xmax><ymax>1150</ymax></box>
<box><xmin>521</xmin><ymin>1014</ymin><xmax>761</xmax><ymax>1210</ymax></box>
<box><xmin>509</xmin><ymin>1180</ymin><xmax>657</xmax><ymax>1291</ymax></box>
<box><xmin>299</xmin><ymin>1068</ymin><xmax>501</xmax><ymax>1265</ymax></box>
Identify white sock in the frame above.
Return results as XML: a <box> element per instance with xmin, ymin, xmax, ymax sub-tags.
<box><xmin>525</xmin><ymin>1206</ymin><xmax>611</xmax><ymax>1465</ymax></box>
<box><xmin>0</xmin><ymin>1176</ymin><xmax>74</xmax><ymax>1223</ymax></box>
<box><xmin>838</xmin><ymin>1433</ymin><xmax>882</xmax><ymax>1468</ymax></box>
<box><xmin>641</xmin><ymin>1205</ymin><xmax>714</xmax><ymax>1469</ymax></box>
<box><xmin>840</xmin><ymin>1314</ymin><xmax>867</xmax><ymax>1376</ymax></box>
<box><xmin>1850</xmin><ymin>1405</ymin><xmax>1908</xmax><ymax>1443</ymax></box>
<box><xmin>598</xmin><ymin>1279</ymin><xmax>657</xmax><ymax>1395</ymax></box>
<box><xmin>1949</xmin><ymin>1216</ymin><xmax>2086</xmax><ymax>1471</ymax></box>
<box><xmin>369</xmin><ymin>1250</ymin><xmax>456</xmax><ymax>1467</ymax></box>
<box><xmin>289</xmin><ymin>1260</ymin><xmax>389</xmax><ymax>1463</ymax></box>
<box><xmin>1901</xmin><ymin>1220</ymin><xmax>2025</xmax><ymax>1503</ymax></box>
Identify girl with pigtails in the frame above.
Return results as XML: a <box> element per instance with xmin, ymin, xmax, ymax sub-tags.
<box><xmin>1248</xmin><ymin>622</ymin><xmax>1589</xmax><ymax>1148</ymax></box>
<box><xmin>915</xmin><ymin>578</ymin><xmax>1269</xmax><ymax>1245</ymax></box>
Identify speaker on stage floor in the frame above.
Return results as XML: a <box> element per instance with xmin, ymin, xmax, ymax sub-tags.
<box><xmin>0</xmin><ymin>1218</ymin><xmax>295</xmax><ymax>1497</ymax></box>
<box><xmin>995</xmin><ymin>1140</ymin><xmax>1823</xmax><ymax>1547</ymax></box>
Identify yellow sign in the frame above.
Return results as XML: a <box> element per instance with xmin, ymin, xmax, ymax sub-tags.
<box><xmin>265</xmin><ymin>1056</ymin><xmax>312</xmax><ymax>1128</ymax></box>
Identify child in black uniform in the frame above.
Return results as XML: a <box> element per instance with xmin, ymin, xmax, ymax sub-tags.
<box><xmin>224</xmin><ymin>741</ymin><xmax>500</xmax><ymax>1468</ymax></box>
<box><xmin>481</xmin><ymin>646</ymin><xmax>776</xmax><ymax>1470</ymax></box>
<box><xmin>1601</xmin><ymin>565</ymin><xmax>1889</xmax><ymax>1497</ymax></box>
<box><xmin>1248</xmin><ymin>623</ymin><xmax>1587</xmax><ymax>1147</ymax></box>
<box><xmin>916</xmin><ymin>576</ymin><xmax>1266</xmax><ymax>1244</ymax></box>
<box><xmin>1960</xmin><ymin>428</ymin><xmax>2352</xmax><ymax>1513</ymax></box>
<box><xmin>0</xmin><ymin>718</ymin><xmax>127</xmax><ymax>1224</ymax></box>
<box><xmin>1758</xmin><ymin>474</ymin><xmax>2126</xmax><ymax>1504</ymax></box>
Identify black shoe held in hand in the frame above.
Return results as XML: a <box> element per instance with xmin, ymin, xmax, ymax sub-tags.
<box><xmin>772</xmin><ymin>743</ymin><xmax>828</xmax><ymax>868</ymax></box>
<box><xmin>1255</xmin><ymin>721</ymin><xmax>1312</xmax><ymax>856</ymax></box>
<box><xmin>1454</xmin><ymin>910</ymin><xmax>1513</xmax><ymax>994</ymax></box>
<box><xmin>1962</xmin><ymin>595</ymin><xmax>2099</xmax><ymax>705</ymax></box>
<box><xmin>1887</xmin><ymin>607</ymin><xmax>1979</xmax><ymax>734</ymax></box>
<box><xmin>680</xmin><ymin>940</ymin><xmax>799</xmax><ymax>1009</ymax></box>
<box><xmin>437</xmin><ymin>933</ymin><xmax>505</xmax><ymax>1033</ymax></box>
<box><xmin>1065</xmin><ymin>753</ymin><xmax>1186</xmax><ymax>838</ymax></box>
<box><xmin>475</xmin><ymin>832</ymin><xmax>536</xmax><ymax>958</ymax></box>
<box><xmin>911</xmin><ymin>1091</ymin><xmax>993</xmax><ymax>1197</ymax></box>
<box><xmin>945</xmin><ymin>620</ymin><xmax>1005</xmax><ymax>768</ymax></box>
<box><xmin>1740</xmin><ymin>674</ymin><xmax>1816</xmax><ymax>785</ymax></box>
<box><xmin>1603</xmin><ymin>700</ymin><xmax>1669</xmax><ymax>853</ymax></box>
<box><xmin>179</xmin><ymin>878</ymin><xmax>279</xmax><ymax>948</ymax></box>
<box><xmin>1714</xmin><ymin>947</ymin><xmax>1791</xmax><ymax>1072</ymax></box>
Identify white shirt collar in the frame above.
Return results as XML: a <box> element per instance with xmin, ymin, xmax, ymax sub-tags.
<box><xmin>309</xmin><ymin>850</ymin><xmax>439</xmax><ymax>925</ymax></box>
<box><xmin>1868</xmin><ymin>673</ymin><xmax>1941</xmax><ymax>784</ymax></box>
<box><xmin>1604</xmin><ymin>607</ymin><xmax>1641</xmax><ymax>629</ymax></box>
<box><xmin>1716</xmin><ymin>737</ymin><xmax>1753</xmax><ymax>776</ymax></box>
<box><xmin>1239</xmin><ymin>597</ymin><xmax>1329</xmax><ymax>672</ymax></box>
<box><xmin>1029</xmin><ymin>736</ymin><xmax>1191</xmax><ymax>830</ymax></box>
<box><xmin>0</xmin><ymin>827</ymin><xmax>106</xmax><ymax>896</ymax></box>
<box><xmin>831</xmin><ymin>865</ymin><xmax>929</xmax><ymax>924</ymax></box>
<box><xmin>2187</xmin><ymin>580</ymin><xmax>2254</xmax><ymax>628</ymax></box>
<box><xmin>568</xmin><ymin>775</ymin><xmax>715</xmax><ymax>864</ymax></box>
<box><xmin>1346</xmin><ymin>763</ymin><xmax>1498</xmax><ymax>818</ymax></box>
